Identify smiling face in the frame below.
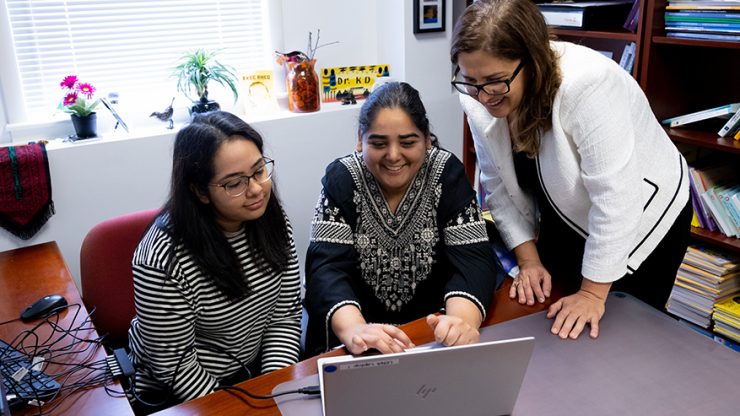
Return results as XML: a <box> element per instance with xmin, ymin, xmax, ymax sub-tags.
<box><xmin>358</xmin><ymin>107</ymin><xmax>431</xmax><ymax>201</ymax></box>
<box><xmin>196</xmin><ymin>137</ymin><xmax>272</xmax><ymax>232</ymax></box>
<box><xmin>456</xmin><ymin>50</ymin><xmax>525</xmax><ymax>119</ymax></box>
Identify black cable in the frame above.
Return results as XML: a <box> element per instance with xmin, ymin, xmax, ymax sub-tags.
<box><xmin>0</xmin><ymin>303</ymin><xmax>115</xmax><ymax>415</ymax></box>
<box><xmin>0</xmin><ymin>317</ymin><xmax>21</xmax><ymax>326</ymax></box>
<box><xmin>215</xmin><ymin>384</ymin><xmax>320</xmax><ymax>400</ymax></box>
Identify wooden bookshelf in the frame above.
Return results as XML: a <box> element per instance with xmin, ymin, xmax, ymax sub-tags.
<box><xmin>549</xmin><ymin>28</ymin><xmax>639</xmax><ymax>42</ymax></box>
<box><xmin>690</xmin><ymin>227</ymin><xmax>740</xmax><ymax>253</ymax></box>
<box><xmin>666</xmin><ymin>127</ymin><xmax>740</xmax><ymax>155</ymax></box>
<box><xmin>641</xmin><ymin>0</ymin><xmax>739</xmax><ymax>254</ymax></box>
<box><xmin>652</xmin><ymin>36</ymin><xmax>740</xmax><ymax>49</ymax></box>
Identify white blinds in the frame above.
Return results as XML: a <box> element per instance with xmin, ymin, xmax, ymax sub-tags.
<box><xmin>5</xmin><ymin>0</ymin><xmax>271</xmax><ymax>121</ymax></box>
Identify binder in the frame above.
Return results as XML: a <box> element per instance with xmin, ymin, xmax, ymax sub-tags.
<box><xmin>537</xmin><ymin>1</ymin><xmax>636</xmax><ymax>29</ymax></box>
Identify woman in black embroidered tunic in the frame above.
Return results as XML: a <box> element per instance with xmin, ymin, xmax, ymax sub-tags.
<box><xmin>304</xmin><ymin>82</ymin><xmax>498</xmax><ymax>356</ymax></box>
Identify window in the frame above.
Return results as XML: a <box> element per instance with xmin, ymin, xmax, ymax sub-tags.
<box><xmin>2</xmin><ymin>0</ymin><xmax>272</xmax><ymax>123</ymax></box>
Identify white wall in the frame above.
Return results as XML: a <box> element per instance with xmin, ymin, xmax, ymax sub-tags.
<box><xmin>0</xmin><ymin>0</ymin><xmax>467</xmax><ymax>291</ymax></box>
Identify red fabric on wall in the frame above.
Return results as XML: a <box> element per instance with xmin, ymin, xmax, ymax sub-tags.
<box><xmin>0</xmin><ymin>143</ymin><xmax>54</xmax><ymax>240</ymax></box>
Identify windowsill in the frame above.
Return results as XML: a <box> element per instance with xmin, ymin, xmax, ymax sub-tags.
<box><xmin>5</xmin><ymin>100</ymin><xmax>362</xmax><ymax>150</ymax></box>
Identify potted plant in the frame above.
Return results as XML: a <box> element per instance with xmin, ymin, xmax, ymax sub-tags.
<box><xmin>173</xmin><ymin>49</ymin><xmax>239</xmax><ymax>114</ymax></box>
<box><xmin>58</xmin><ymin>75</ymin><xmax>100</xmax><ymax>139</ymax></box>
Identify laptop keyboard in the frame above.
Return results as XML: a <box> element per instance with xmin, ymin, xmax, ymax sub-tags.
<box><xmin>0</xmin><ymin>338</ymin><xmax>61</xmax><ymax>407</ymax></box>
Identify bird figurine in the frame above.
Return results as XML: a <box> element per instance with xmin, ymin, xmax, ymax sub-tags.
<box><xmin>150</xmin><ymin>97</ymin><xmax>175</xmax><ymax>129</ymax></box>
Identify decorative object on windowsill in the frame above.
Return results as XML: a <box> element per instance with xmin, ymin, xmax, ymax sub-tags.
<box><xmin>0</xmin><ymin>143</ymin><xmax>55</xmax><ymax>240</ymax></box>
<box><xmin>150</xmin><ymin>97</ymin><xmax>175</xmax><ymax>129</ymax></box>
<box><xmin>173</xmin><ymin>49</ymin><xmax>239</xmax><ymax>115</ymax></box>
<box><xmin>276</xmin><ymin>30</ymin><xmax>338</xmax><ymax>113</ymax></box>
<box><xmin>58</xmin><ymin>75</ymin><xmax>100</xmax><ymax>140</ymax></box>
<box><xmin>320</xmin><ymin>64</ymin><xmax>390</xmax><ymax>103</ymax></box>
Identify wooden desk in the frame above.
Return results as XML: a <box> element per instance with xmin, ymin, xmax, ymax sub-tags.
<box><xmin>157</xmin><ymin>280</ymin><xmax>562</xmax><ymax>416</ymax></box>
<box><xmin>0</xmin><ymin>242</ymin><xmax>133</xmax><ymax>416</ymax></box>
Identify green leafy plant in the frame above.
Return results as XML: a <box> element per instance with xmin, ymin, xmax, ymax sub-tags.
<box><xmin>173</xmin><ymin>49</ymin><xmax>239</xmax><ymax>103</ymax></box>
<box><xmin>58</xmin><ymin>75</ymin><xmax>99</xmax><ymax>117</ymax></box>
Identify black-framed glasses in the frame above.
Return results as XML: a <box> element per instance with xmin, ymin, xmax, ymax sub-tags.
<box><xmin>210</xmin><ymin>158</ymin><xmax>274</xmax><ymax>198</ymax></box>
<box><xmin>451</xmin><ymin>61</ymin><xmax>525</xmax><ymax>98</ymax></box>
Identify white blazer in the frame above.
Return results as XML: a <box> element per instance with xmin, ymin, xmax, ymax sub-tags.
<box><xmin>461</xmin><ymin>42</ymin><xmax>689</xmax><ymax>282</ymax></box>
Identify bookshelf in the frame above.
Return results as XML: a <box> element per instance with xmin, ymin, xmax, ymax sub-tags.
<box><xmin>641</xmin><ymin>0</ymin><xmax>740</xmax><ymax>253</ymax></box>
<box><xmin>461</xmin><ymin>0</ymin><xmax>740</xmax><ymax>253</ymax></box>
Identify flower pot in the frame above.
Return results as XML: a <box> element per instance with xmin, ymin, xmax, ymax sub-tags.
<box><xmin>190</xmin><ymin>97</ymin><xmax>221</xmax><ymax>114</ymax></box>
<box><xmin>71</xmin><ymin>113</ymin><xmax>97</xmax><ymax>139</ymax></box>
<box><xmin>286</xmin><ymin>59</ymin><xmax>320</xmax><ymax>113</ymax></box>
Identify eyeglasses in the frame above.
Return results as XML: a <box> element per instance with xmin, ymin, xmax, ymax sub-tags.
<box><xmin>210</xmin><ymin>158</ymin><xmax>274</xmax><ymax>198</ymax></box>
<box><xmin>451</xmin><ymin>61</ymin><xmax>524</xmax><ymax>98</ymax></box>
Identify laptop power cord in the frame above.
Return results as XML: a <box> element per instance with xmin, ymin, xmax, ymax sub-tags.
<box><xmin>215</xmin><ymin>384</ymin><xmax>320</xmax><ymax>400</ymax></box>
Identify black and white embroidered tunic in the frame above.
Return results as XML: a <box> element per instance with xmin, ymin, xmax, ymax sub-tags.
<box><xmin>304</xmin><ymin>147</ymin><xmax>498</xmax><ymax>354</ymax></box>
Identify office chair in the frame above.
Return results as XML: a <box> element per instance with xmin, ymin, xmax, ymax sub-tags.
<box><xmin>80</xmin><ymin>208</ymin><xmax>159</xmax><ymax>349</ymax></box>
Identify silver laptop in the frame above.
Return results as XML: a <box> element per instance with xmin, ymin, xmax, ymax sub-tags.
<box><xmin>317</xmin><ymin>336</ymin><xmax>534</xmax><ymax>416</ymax></box>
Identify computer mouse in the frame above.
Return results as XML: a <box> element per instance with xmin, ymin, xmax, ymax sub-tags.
<box><xmin>20</xmin><ymin>294</ymin><xmax>68</xmax><ymax>321</ymax></box>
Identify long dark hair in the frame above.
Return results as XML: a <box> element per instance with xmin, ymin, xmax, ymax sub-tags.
<box><xmin>450</xmin><ymin>0</ymin><xmax>561</xmax><ymax>157</ymax></box>
<box><xmin>358</xmin><ymin>82</ymin><xmax>438</xmax><ymax>146</ymax></box>
<box><xmin>162</xmin><ymin>111</ymin><xmax>290</xmax><ymax>299</ymax></box>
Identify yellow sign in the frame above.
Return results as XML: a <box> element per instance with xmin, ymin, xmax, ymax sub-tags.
<box><xmin>320</xmin><ymin>64</ymin><xmax>391</xmax><ymax>103</ymax></box>
<box><xmin>240</xmin><ymin>70</ymin><xmax>278</xmax><ymax>115</ymax></box>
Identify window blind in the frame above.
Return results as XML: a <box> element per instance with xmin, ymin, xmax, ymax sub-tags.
<box><xmin>5</xmin><ymin>0</ymin><xmax>271</xmax><ymax>122</ymax></box>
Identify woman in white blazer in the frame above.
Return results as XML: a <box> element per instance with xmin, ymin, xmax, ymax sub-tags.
<box><xmin>451</xmin><ymin>0</ymin><xmax>691</xmax><ymax>340</ymax></box>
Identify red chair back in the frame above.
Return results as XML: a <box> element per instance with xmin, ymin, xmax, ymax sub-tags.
<box><xmin>80</xmin><ymin>208</ymin><xmax>159</xmax><ymax>349</ymax></box>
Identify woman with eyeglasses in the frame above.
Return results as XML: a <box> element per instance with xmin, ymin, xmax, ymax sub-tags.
<box><xmin>127</xmin><ymin>111</ymin><xmax>301</xmax><ymax>411</ymax></box>
<box><xmin>451</xmin><ymin>0</ymin><xmax>691</xmax><ymax>340</ymax></box>
<box><xmin>303</xmin><ymin>82</ymin><xmax>498</xmax><ymax>356</ymax></box>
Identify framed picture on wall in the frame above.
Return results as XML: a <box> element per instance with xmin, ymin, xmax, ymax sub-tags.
<box><xmin>413</xmin><ymin>0</ymin><xmax>446</xmax><ymax>34</ymax></box>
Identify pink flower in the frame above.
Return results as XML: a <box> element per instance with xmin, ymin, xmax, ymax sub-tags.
<box><xmin>77</xmin><ymin>82</ymin><xmax>96</xmax><ymax>99</ymax></box>
<box><xmin>63</xmin><ymin>92</ymin><xmax>78</xmax><ymax>106</ymax></box>
<box><xmin>60</xmin><ymin>75</ymin><xmax>78</xmax><ymax>89</ymax></box>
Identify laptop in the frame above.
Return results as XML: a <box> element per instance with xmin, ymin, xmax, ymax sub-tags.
<box><xmin>317</xmin><ymin>336</ymin><xmax>534</xmax><ymax>416</ymax></box>
<box><xmin>0</xmin><ymin>372</ymin><xmax>10</xmax><ymax>416</ymax></box>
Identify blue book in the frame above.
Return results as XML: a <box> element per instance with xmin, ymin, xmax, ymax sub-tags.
<box><xmin>666</xmin><ymin>21</ymin><xmax>740</xmax><ymax>28</ymax></box>
<box><xmin>667</xmin><ymin>31</ymin><xmax>740</xmax><ymax>41</ymax></box>
<box><xmin>661</xmin><ymin>103</ymin><xmax>740</xmax><ymax>127</ymax></box>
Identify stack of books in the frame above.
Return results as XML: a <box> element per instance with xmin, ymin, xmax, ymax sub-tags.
<box><xmin>666</xmin><ymin>245</ymin><xmax>740</xmax><ymax>328</ymax></box>
<box><xmin>665</xmin><ymin>0</ymin><xmax>740</xmax><ymax>42</ymax></box>
<box><xmin>686</xmin><ymin>160</ymin><xmax>740</xmax><ymax>238</ymax></box>
<box><xmin>714</xmin><ymin>295</ymin><xmax>740</xmax><ymax>343</ymax></box>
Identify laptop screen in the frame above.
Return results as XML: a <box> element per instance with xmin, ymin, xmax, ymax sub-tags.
<box><xmin>317</xmin><ymin>337</ymin><xmax>534</xmax><ymax>416</ymax></box>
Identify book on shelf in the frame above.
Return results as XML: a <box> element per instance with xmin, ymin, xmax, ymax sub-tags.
<box><xmin>617</xmin><ymin>42</ymin><xmax>636</xmax><ymax>72</ymax></box>
<box><xmin>713</xmin><ymin>294</ymin><xmax>740</xmax><ymax>343</ymax></box>
<box><xmin>623</xmin><ymin>0</ymin><xmax>641</xmax><ymax>32</ymax></box>
<box><xmin>665</xmin><ymin>10</ymin><xmax>740</xmax><ymax>21</ymax></box>
<box><xmin>665</xmin><ymin>25</ymin><xmax>740</xmax><ymax>34</ymax></box>
<box><xmin>718</xmin><ymin>109</ymin><xmax>740</xmax><ymax>137</ymax></box>
<box><xmin>690</xmin><ymin>162</ymin><xmax>738</xmax><ymax>234</ymax></box>
<box><xmin>701</xmin><ymin>187</ymin><xmax>739</xmax><ymax>237</ymax></box>
<box><xmin>661</xmin><ymin>102</ymin><xmax>740</xmax><ymax>127</ymax></box>
<box><xmin>666</xmin><ymin>31</ymin><xmax>740</xmax><ymax>40</ymax></box>
<box><xmin>688</xmin><ymin>167</ymin><xmax>715</xmax><ymax>230</ymax></box>
<box><xmin>667</xmin><ymin>0</ymin><xmax>740</xmax><ymax>10</ymax></box>
<box><xmin>536</xmin><ymin>0</ymin><xmax>635</xmax><ymax>29</ymax></box>
<box><xmin>717</xmin><ymin>185</ymin><xmax>740</xmax><ymax>235</ymax></box>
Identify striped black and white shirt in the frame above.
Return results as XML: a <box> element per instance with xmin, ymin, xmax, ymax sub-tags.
<box><xmin>127</xmin><ymin>216</ymin><xmax>302</xmax><ymax>402</ymax></box>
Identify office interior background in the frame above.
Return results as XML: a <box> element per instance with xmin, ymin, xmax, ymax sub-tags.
<box><xmin>0</xmin><ymin>0</ymin><xmax>472</xmax><ymax>287</ymax></box>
